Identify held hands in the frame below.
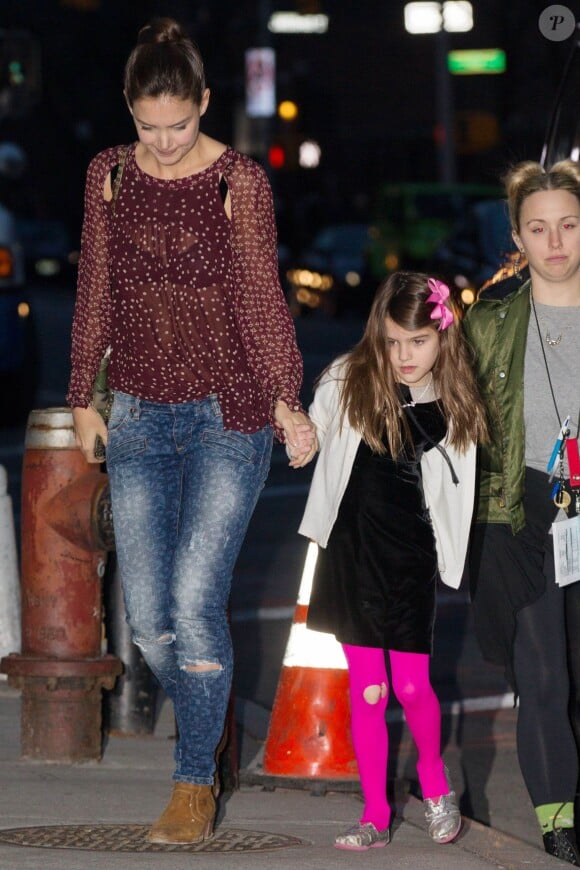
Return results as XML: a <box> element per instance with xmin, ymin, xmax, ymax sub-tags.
<box><xmin>74</xmin><ymin>400</ymin><xmax>317</xmax><ymax>466</ymax></box>
<box><xmin>274</xmin><ymin>400</ymin><xmax>318</xmax><ymax>468</ymax></box>
<box><xmin>72</xmin><ymin>405</ymin><xmax>108</xmax><ymax>464</ymax></box>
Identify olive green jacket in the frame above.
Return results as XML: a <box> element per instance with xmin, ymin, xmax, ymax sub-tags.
<box><xmin>463</xmin><ymin>278</ymin><xmax>531</xmax><ymax>533</ymax></box>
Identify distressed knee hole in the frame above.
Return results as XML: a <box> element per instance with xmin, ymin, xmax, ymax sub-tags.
<box><xmin>363</xmin><ymin>682</ymin><xmax>387</xmax><ymax>704</ymax></box>
<box><xmin>134</xmin><ymin>631</ymin><xmax>174</xmax><ymax>652</ymax></box>
<box><xmin>182</xmin><ymin>661</ymin><xmax>222</xmax><ymax>673</ymax></box>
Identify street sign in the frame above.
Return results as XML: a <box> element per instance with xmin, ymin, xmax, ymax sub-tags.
<box><xmin>245</xmin><ymin>48</ymin><xmax>276</xmax><ymax>118</ymax></box>
<box><xmin>448</xmin><ymin>49</ymin><xmax>506</xmax><ymax>75</ymax></box>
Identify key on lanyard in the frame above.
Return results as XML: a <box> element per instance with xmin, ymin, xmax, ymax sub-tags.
<box><xmin>548</xmin><ymin>415</ymin><xmax>571</xmax><ymax>478</ymax></box>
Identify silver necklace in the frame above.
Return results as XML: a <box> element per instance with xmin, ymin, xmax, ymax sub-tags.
<box><xmin>401</xmin><ymin>373</ymin><xmax>434</xmax><ymax>408</ymax></box>
<box><xmin>532</xmin><ymin>295</ymin><xmax>563</xmax><ymax>347</ymax></box>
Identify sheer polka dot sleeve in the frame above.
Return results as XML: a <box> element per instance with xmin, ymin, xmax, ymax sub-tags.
<box><xmin>227</xmin><ymin>157</ymin><xmax>303</xmax><ymax>429</ymax></box>
<box><xmin>66</xmin><ymin>148</ymin><xmax>120</xmax><ymax>408</ymax></box>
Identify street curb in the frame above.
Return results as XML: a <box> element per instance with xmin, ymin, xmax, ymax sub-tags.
<box><xmin>235</xmin><ymin>697</ymin><xmax>557</xmax><ymax>868</ymax></box>
<box><xmin>401</xmin><ymin>793</ymin><xmax>555</xmax><ymax>868</ymax></box>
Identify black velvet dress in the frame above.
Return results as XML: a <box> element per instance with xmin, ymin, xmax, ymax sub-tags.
<box><xmin>307</xmin><ymin>388</ymin><xmax>447</xmax><ymax>654</ymax></box>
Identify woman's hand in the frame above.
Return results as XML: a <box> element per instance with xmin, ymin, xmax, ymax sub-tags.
<box><xmin>72</xmin><ymin>405</ymin><xmax>108</xmax><ymax>464</ymax></box>
<box><xmin>274</xmin><ymin>400</ymin><xmax>318</xmax><ymax>468</ymax></box>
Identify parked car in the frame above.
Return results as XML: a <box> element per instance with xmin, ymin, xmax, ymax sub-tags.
<box><xmin>366</xmin><ymin>182</ymin><xmax>503</xmax><ymax>286</ymax></box>
<box><xmin>429</xmin><ymin>197</ymin><xmax>516</xmax><ymax>299</ymax></box>
<box><xmin>0</xmin><ymin>145</ymin><xmax>37</xmax><ymax>426</ymax></box>
<box><xmin>14</xmin><ymin>215</ymin><xmax>77</xmax><ymax>283</ymax></box>
<box><xmin>0</xmin><ymin>144</ymin><xmax>77</xmax><ymax>285</ymax></box>
<box><xmin>285</xmin><ymin>223</ymin><xmax>375</xmax><ymax>317</ymax></box>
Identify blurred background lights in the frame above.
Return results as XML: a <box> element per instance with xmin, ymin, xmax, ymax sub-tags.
<box><xmin>444</xmin><ymin>1</ymin><xmax>473</xmax><ymax>32</ymax></box>
<box><xmin>404</xmin><ymin>2</ymin><xmax>442</xmax><ymax>34</ymax></box>
<box><xmin>278</xmin><ymin>100</ymin><xmax>299</xmax><ymax>121</ymax></box>
<box><xmin>460</xmin><ymin>287</ymin><xmax>476</xmax><ymax>305</ymax></box>
<box><xmin>267</xmin><ymin>143</ymin><xmax>286</xmax><ymax>169</ymax></box>
<box><xmin>404</xmin><ymin>1</ymin><xmax>473</xmax><ymax>34</ymax></box>
<box><xmin>9</xmin><ymin>60</ymin><xmax>25</xmax><ymax>86</ymax></box>
<box><xmin>0</xmin><ymin>248</ymin><xmax>13</xmax><ymax>277</ymax></box>
<box><xmin>298</xmin><ymin>139</ymin><xmax>321</xmax><ymax>168</ymax></box>
<box><xmin>268</xmin><ymin>12</ymin><xmax>329</xmax><ymax>34</ymax></box>
<box><xmin>35</xmin><ymin>258</ymin><xmax>60</xmax><ymax>277</ymax></box>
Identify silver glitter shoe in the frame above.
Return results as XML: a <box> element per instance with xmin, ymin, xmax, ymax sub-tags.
<box><xmin>334</xmin><ymin>821</ymin><xmax>391</xmax><ymax>851</ymax></box>
<box><xmin>423</xmin><ymin>769</ymin><xmax>461</xmax><ymax>844</ymax></box>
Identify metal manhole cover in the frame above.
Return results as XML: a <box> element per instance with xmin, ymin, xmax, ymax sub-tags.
<box><xmin>0</xmin><ymin>825</ymin><xmax>307</xmax><ymax>853</ymax></box>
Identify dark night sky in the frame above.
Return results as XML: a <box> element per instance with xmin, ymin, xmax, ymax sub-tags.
<box><xmin>0</xmin><ymin>0</ymin><xmax>576</xmax><ymax>244</ymax></box>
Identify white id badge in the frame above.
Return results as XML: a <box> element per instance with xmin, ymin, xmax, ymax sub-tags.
<box><xmin>552</xmin><ymin>514</ymin><xmax>580</xmax><ymax>587</ymax></box>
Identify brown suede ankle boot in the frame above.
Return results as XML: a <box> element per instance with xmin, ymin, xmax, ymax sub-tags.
<box><xmin>148</xmin><ymin>783</ymin><xmax>216</xmax><ymax>845</ymax></box>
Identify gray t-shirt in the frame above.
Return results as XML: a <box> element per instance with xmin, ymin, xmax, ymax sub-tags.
<box><xmin>524</xmin><ymin>300</ymin><xmax>580</xmax><ymax>475</ymax></box>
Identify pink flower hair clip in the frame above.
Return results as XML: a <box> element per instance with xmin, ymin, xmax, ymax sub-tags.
<box><xmin>426</xmin><ymin>278</ymin><xmax>454</xmax><ymax>331</ymax></box>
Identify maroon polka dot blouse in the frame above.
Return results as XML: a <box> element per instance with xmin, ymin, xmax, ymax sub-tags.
<box><xmin>67</xmin><ymin>143</ymin><xmax>303</xmax><ymax>434</ymax></box>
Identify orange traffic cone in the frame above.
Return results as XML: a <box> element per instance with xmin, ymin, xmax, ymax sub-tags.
<box><xmin>261</xmin><ymin>542</ymin><xmax>359</xmax><ymax>790</ymax></box>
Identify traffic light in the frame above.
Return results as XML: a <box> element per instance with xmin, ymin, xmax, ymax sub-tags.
<box><xmin>268</xmin><ymin>144</ymin><xmax>286</xmax><ymax>170</ymax></box>
<box><xmin>0</xmin><ymin>30</ymin><xmax>41</xmax><ymax>119</ymax></box>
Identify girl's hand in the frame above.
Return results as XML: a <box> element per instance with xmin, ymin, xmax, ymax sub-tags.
<box><xmin>288</xmin><ymin>422</ymin><xmax>318</xmax><ymax>468</ymax></box>
<box><xmin>72</xmin><ymin>405</ymin><xmax>108</xmax><ymax>464</ymax></box>
<box><xmin>274</xmin><ymin>401</ymin><xmax>318</xmax><ymax>468</ymax></box>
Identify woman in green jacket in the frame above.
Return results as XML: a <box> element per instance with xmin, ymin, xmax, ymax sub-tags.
<box><xmin>464</xmin><ymin>159</ymin><xmax>580</xmax><ymax>865</ymax></box>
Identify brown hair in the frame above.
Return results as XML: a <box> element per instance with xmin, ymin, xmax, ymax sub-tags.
<box><xmin>327</xmin><ymin>271</ymin><xmax>488</xmax><ymax>455</ymax></box>
<box><xmin>124</xmin><ymin>17</ymin><xmax>206</xmax><ymax>107</ymax></box>
<box><xmin>504</xmin><ymin>159</ymin><xmax>580</xmax><ymax>232</ymax></box>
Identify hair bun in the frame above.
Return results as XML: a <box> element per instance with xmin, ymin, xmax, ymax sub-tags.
<box><xmin>137</xmin><ymin>17</ymin><xmax>186</xmax><ymax>46</ymax></box>
<box><xmin>125</xmin><ymin>16</ymin><xmax>206</xmax><ymax>106</ymax></box>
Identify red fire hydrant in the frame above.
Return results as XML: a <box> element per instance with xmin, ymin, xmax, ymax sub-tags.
<box><xmin>1</xmin><ymin>408</ymin><xmax>121</xmax><ymax>762</ymax></box>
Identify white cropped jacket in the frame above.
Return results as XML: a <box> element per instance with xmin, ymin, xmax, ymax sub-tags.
<box><xmin>298</xmin><ymin>360</ymin><xmax>477</xmax><ymax>590</ymax></box>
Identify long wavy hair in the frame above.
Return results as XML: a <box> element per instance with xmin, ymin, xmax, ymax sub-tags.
<box><xmin>327</xmin><ymin>271</ymin><xmax>488</xmax><ymax>455</ymax></box>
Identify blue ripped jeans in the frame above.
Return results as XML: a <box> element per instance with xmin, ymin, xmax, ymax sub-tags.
<box><xmin>106</xmin><ymin>392</ymin><xmax>272</xmax><ymax>785</ymax></box>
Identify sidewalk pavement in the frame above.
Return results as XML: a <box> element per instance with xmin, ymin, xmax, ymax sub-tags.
<box><xmin>0</xmin><ymin>682</ymin><xmax>564</xmax><ymax>869</ymax></box>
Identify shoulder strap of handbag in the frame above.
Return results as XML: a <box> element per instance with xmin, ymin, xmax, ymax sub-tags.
<box><xmin>110</xmin><ymin>145</ymin><xmax>129</xmax><ymax>217</ymax></box>
<box><xmin>404</xmin><ymin>403</ymin><xmax>459</xmax><ymax>485</ymax></box>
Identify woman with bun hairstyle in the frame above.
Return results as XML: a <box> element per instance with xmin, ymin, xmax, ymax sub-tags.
<box><xmin>299</xmin><ymin>270</ymin><xmax>488</xmax><ymax>850</ymax></box>
<box><xmin>67</xmin><ymin>17</ymin><xmax>315</xmax><ymax>845</ymax></box>
<box><xmin>464</xmin><ymin>159</ymin><xmax>580</xmax><ymax>865</ymax></box>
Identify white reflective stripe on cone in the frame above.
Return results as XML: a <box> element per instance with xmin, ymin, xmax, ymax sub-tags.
<box><xmin>284</xmin><ymin>541</ymin><xmax>347</xmax><ymax>670</ymax></box>
<box><xmin>297</xmin><ymin>541</ymin><xmax>319</xmax><ymax>605</ymax></box>
<box><xmin>282</xmin><ymin>621</ymin><xmax>347</xmax><ymax>669</ymax></box>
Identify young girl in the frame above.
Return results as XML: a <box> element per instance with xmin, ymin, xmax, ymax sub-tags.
<box><xmin>298</xmin><ymin>271</ymin><xmax>488</xmax><ymax>850</ymax></box>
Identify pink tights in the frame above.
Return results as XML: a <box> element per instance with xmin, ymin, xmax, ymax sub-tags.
<box><xmin>342</xmin><ymin>643</ymin><xmax>448</xmax><ymax>829</ymax></box>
